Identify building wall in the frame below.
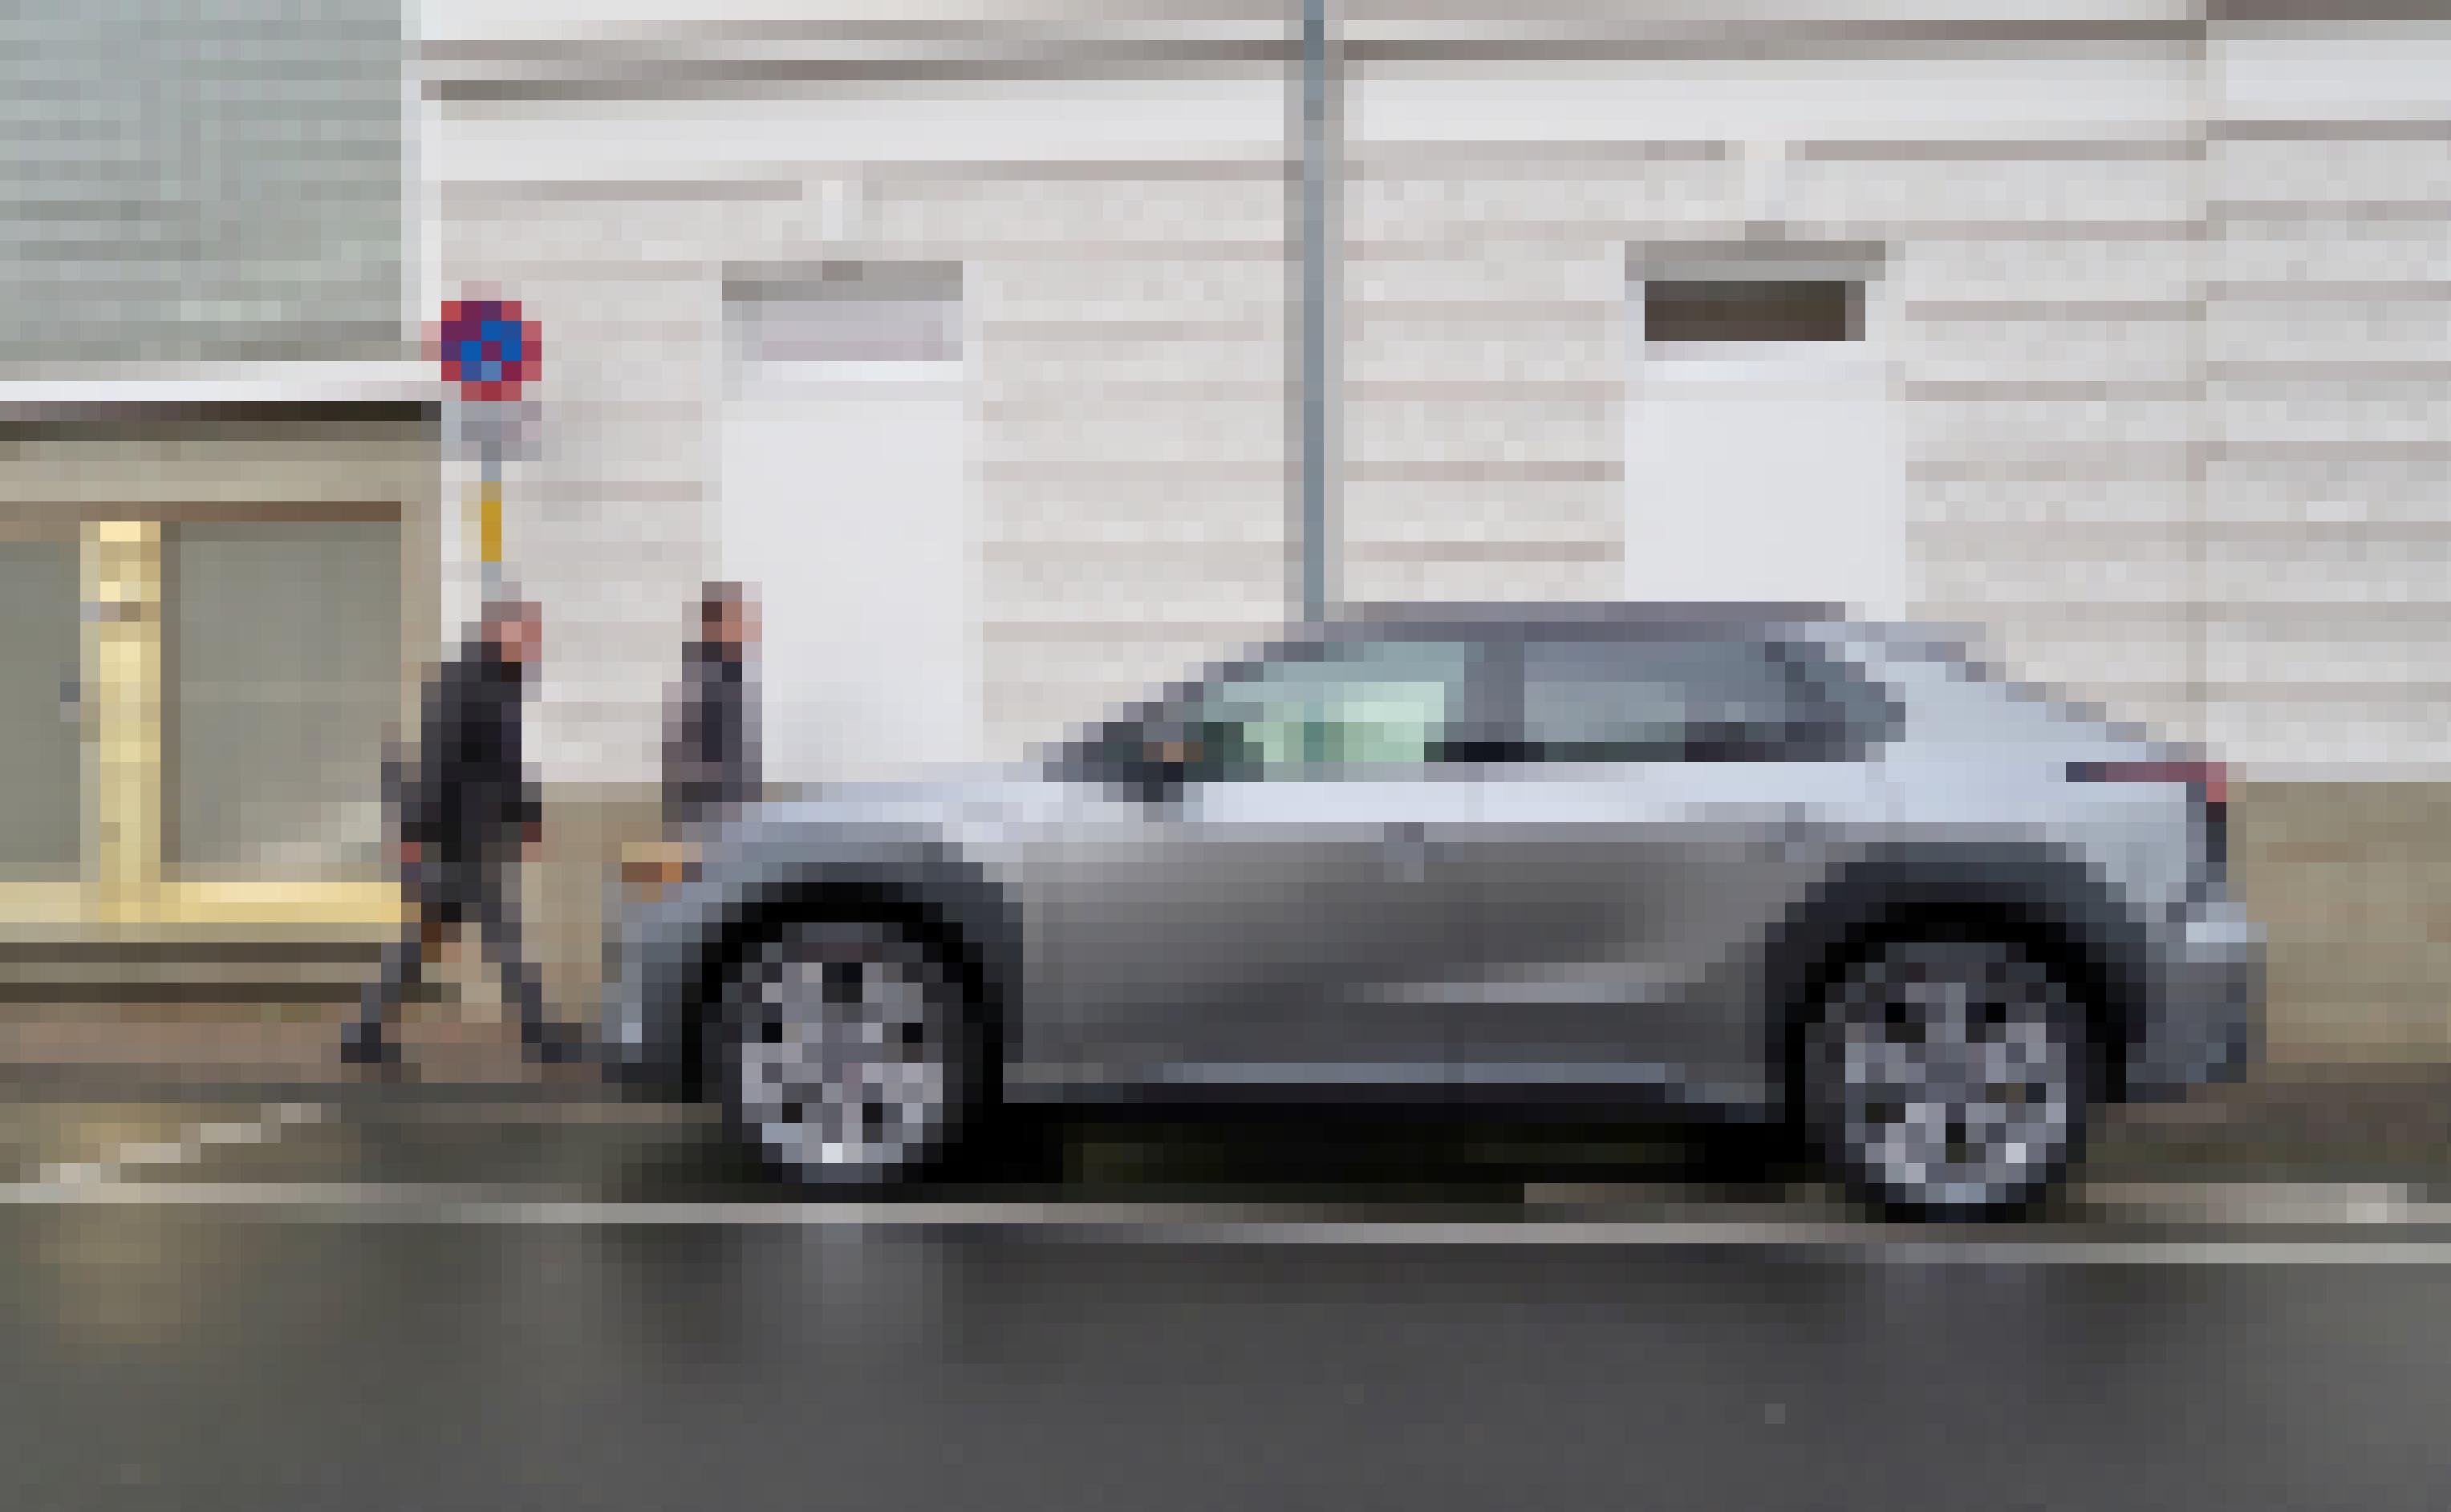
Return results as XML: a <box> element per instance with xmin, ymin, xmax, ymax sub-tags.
<box><xmin>420</xmin><ymin>3</ymin><xmax>2451</xmax><ymax>1056</ymax></box>
<box><xmin>2206</xmin><ymin>24</ymin><xmax>2451</xmax><ymax>780</ymax></box>
<box><xmin>0</xmin><ymin>0</ymin><xmax>407</xmax><ymax>364</ymax></box>
<box><xmin>423</xmin><ymin>71</ymin><xmax>1297</xmax><ymax>781</ymax></box>
<box><xmin>2210</xmin><ymin>17</ymin><xmax>2451</xmax><ymax>1060</ymax></box>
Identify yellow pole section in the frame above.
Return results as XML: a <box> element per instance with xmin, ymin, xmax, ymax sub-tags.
<box><xmin>477</xmin><ymin>476</ymin><xmax>502</xmax><ymax>569</ymax></box>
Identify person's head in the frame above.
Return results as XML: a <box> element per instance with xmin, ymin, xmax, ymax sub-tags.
<box><xmin>699</xmin><ymin>582</ymin><xmax>757</xmax><ymax>655</ymax></box>
<box><xmin>481</xmin><ymin>598</ymin><xmax>542</xmax><ymax>669</ymax></box>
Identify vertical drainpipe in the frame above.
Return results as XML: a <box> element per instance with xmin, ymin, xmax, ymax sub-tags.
<box><xmin>1294</xmin><ymin>0</ymin><xmax>1340</xmax><ymax>626</ymax></box>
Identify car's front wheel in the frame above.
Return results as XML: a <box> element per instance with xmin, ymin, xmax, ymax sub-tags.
<box><xmin>708</xmin><ymin>918</ymin><xmax>988</xmax><ymax>1190</ymax></box>
<box><xmin>1799</xmin><ymin>933</ymin><xmax>2096</xmax><ymax>1222</ymax></box>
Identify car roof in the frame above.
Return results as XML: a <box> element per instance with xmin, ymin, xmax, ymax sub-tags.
<box><xmin>1323</xmin><ymin>601</ymin><xmax>1849</xmax><ymax>640</ymax></box>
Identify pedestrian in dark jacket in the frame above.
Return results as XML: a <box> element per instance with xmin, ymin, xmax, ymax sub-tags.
<box><xmin>662</xmin><ymin>582</ymin><xmax>763</xmax><ymax>829</ymax></box>
<box><xmin>344</xmin><ymin>598</ymin><xmax>581</xmax><ymax>1067</ymax></box>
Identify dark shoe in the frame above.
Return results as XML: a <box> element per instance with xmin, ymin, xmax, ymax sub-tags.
<box><xmin>520</xmin><ymin>1018</ymin><xmax>590</xmax><ymax>1067</ymax></box>
<box><xmin>339</xmin><ymin>1019</ymin><xmax>399</xmax><ymax>1068</ymax></box>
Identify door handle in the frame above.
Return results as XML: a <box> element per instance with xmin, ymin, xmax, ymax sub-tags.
<box><xmin>1710</xmin><ymin>803</ymin><xmax>1811</xmax><ymax>856</ymax></box>
<box><xmin>1382</xmin><ymin>821</ymin><xmax>1431</xmax><ymax>882</ymax></box>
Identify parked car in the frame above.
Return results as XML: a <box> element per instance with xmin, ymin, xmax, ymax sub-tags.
<box><xmin>602</xmin><ymin>602</ymin><xmax>2262</xmax><ymax>1219</ymax></box>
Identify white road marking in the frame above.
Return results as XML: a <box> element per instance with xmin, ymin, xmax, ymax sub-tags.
<box><xmin>2076</xmin><ymin>1181</ymin><xmax>2428</xmax><ymax>1226</ymax></box>
<box><xmin>1</xmin><ymin>1179</ymin><xmax>2450</xmax><ymax>1261</ymax></box>
<box><xmin>35</xmin><ymin>1102</ymin><xmax>326</xmax><ymax>1187</ymax></box>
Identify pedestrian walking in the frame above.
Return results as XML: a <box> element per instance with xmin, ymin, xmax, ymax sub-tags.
<box><xmin>343</xmin><ymin>597</ymin><xmax>582</xmax><ymax>1067</ymax></box>
<box><xmin>662</xmin><ymin>582</ymin><xmax>763</xmax><ymax>830</ymax></box>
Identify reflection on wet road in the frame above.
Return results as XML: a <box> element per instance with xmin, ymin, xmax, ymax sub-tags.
<box><xmin>4</xmin><ymin>1202</ymin><xmax>2451</xmax><ymax>1511</ymax></box>
<box><xmin>1</xmin><ymin>1101</ymin><xmax>2450</xmax><ymax>1509</ymax></box>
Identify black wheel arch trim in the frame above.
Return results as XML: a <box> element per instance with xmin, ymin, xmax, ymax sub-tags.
<box><xmin>674</xmin><ymin>842</ymin><xmax>1022</xmax><ymax>1098</ymax></box>
<box><xmin>1758</xmin><ymin>840</ymin><xmax>2157</xmax><ymax>1105</ymax></box>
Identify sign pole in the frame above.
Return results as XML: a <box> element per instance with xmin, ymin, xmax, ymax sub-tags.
<box><xmin>431</xmin><ymin>295</ymin><xmax>539</xmax><ymax>606</ymax></box>
<box><xmin>478</xmin><ymin>434</ymin><xmax>503</xmax><ymax>598</ymax></box>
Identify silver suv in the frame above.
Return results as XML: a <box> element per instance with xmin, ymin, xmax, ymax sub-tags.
<box><xmin>603</xmin><ymin>602</ymin><xmax>2263</xmax><ymax>1219</ymax></box>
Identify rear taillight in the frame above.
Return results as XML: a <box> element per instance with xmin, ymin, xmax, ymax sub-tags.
<box><xmin>2068</xmin><ymin>759</ymin><xmax>2226</xmax><ymax>806</ymax></box>
<box><xmin>2068</xmin><ymin>759</ymin><xmax>2229</xmax><ymax>890</ymax></box>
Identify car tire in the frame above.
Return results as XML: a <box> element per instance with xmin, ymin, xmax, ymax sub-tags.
<box><xmin>1797</xmin><ymin>931</ymin><xmax>2097</xmax><ymax>1222</ymax></box>
<box><xmin>708</xmin><ymin>917</ymin><xmax>992</xmax><ymax>1192</ymax></box>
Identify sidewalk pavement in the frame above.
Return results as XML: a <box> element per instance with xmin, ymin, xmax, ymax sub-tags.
<box><xmin>0</xmin><ymin>1003</ymin><xmax>2447</xmax><ymax>1184</ymax></box>
<box><xmin>0</xmin><ymin>1001</ymin><xmax>607</xmax><ymax>1101</ymax></box>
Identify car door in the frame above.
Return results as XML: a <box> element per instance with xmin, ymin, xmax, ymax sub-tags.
<box><xmin>1461</xmin><ymin>629</ymin><xmax>1889</xmax><ymax>1103</ymax></box>
<box><xmin>1025</xmin><ymin>632</ymin><xmax>1503</xmax><ymax>1086</ymax></box>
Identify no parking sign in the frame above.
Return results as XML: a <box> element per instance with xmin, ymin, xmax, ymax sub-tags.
<box><xmin>434</xmin><ymin>298</ymin><xmax>540</xmax><ymax>400</ymax></box>
<box><xmin>428</xmin><ymin>296</ymin><xmax>542</xmax><ymax>590</ymax></box>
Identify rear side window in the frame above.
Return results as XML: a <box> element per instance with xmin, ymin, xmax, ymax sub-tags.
<box><xmin>1516</xmin><ymin>634</ymin><xmax>1850</xmax><ymax>763</ymax></box>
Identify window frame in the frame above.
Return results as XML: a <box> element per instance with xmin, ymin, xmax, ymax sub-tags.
<box><xmin>1495</xmin><ymin>626</ymin><xmax>1890</xmax><ymax>768</ymax></box>
<box><xmin>1059</xmin><ymin>630</ymin><xmax>1512</xmax><ymax>788</ymax></box>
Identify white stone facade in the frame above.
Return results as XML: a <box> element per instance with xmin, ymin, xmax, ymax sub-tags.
<box><xmin>416</xmin><ymin>2</ymin><xmax>2451</xmax><ymax>784</ymax></box>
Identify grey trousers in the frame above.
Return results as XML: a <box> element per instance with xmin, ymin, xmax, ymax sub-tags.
<box><xmin>355</xmin><ymin>855</ymin><xmax>548</xmax><ymax>1034</ymax></box>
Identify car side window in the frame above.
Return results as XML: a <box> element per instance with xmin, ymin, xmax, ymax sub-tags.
<box><xmin>1517</xmin><ymin>634</ymin><xmax>1832</xmax><ymax>764</ymax></box>
<box><xmin>1177</xmin><ymin>638</ymin><xmax>1483</xmax><ymax>780</ymax></box>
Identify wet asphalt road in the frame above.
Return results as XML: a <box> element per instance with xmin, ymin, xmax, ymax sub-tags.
<box><xmin>2</xmin><ymin>1100</ymin><xmax>2451</xmax><ymax>1510</ymax></box>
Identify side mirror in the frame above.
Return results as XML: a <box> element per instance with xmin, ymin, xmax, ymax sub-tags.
<box><xmin>1125</xmin><ymin>727</ymin><xmax>1203</xmax><ymax>802</ymax></box>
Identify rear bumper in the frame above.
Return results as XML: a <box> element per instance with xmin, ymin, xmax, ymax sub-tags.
<box><xmin>2124</xmin><ymin>899</ymin><xmax>2265</xmax><ymax>1099</ymax></box>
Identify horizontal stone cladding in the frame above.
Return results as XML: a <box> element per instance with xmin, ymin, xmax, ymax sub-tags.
<box><xmin>426</xmin><ymin>30</ymin><xmax>2451</xmax><ymax>780</ymax></box>
<box><xmin>1341</xmin><ymin>481</ymin><xmax>1621</xmax><ymax>558</ymax></box>
<box><xmin>2212</xmin><ymin>134</ymin><xmax>2451</xmax><ymax>212</ymax></box>
<box><xmin>1902</xmin><ymin>394</ymin><xmax>2203</xmax><ymax>458</ymax></box>
<box><xmin>438</xmin><ymin>111</ymin><xmax>1296</xmax><ymax>772</ymax></box>
<box><xmin>1857</xmin><ymin>146</ymin><xmax>2206</xmax><ymax>751</ymax></box>
<box><xmin>1341</xmin><ymin>153</ymin><xmax>1691</xmax><ymax>606</ymax></box>
<box><xmin>2210</xmin><ymin>326</ymin><xmax>2451</xmax><ymax>377</ymax></box>
<box><xmin>1347</xmin><ymin>398</ymin><xmax>1617</xmax><ymax>471</ymax></box>
<box><xmin>870</xmin><ymin>176</ymin><xmax>1290</xmax><ymax>249</ymax></box>
<box><xmin>1782</xmin><ymin>151</ymin><xmax>2201</xmax><ymax>234</ymax></box>
<box><xmin>2198</xmin><ymin>117</ymin><xmax>2451</xmax><ymax>775</ymax></box>
<box><xmin>2203</xmin><ymin>533</ymin><xmax>2451</xmax><ymax>601</ymax></box>
<box><xmin>1974</xmin><ymin>626</ymin><xmax>2197</xmax><ymax>692</ymax></box>
<box><xmin>1904</xmin><ymin>481</ymin><xmax>2195</xmax><ymax>533</ymax></box>
<box><xmin>1901</xmin><ymin>234</ymin><xmax>2204</xmax><ymax>303</ymax></box>
<box><xmin>1348</xmin><ymin>318</ymin><xmax>1621</xmax><ymax>387</ymax></box>
<box><xmin>2205</xmin><ymin>703</ymin><xmax>2451</xmax><ymax>776</ymax></box>
<box><xmin>985</xmin><ymin>475</ymin><xmax>1291</xmax><ymax>544</ymax></box>
<box><xmin>982</xmin><ymin>338</ymin><xmax>1288</xmax><ymax>391</ymax></box>
<box><xmin>980</xmin><ymin>399</ymin><xmax>1284</xmax><ymax>469</ymax></box>
<box><xmin>1901</xmin><ymin>309</ymin><xmax>2197</xmax><ymax>382</ymax></box>
<box><xmin>1341</xmin><ymin>555</ymin><xmax>1618</xmax><ymax>607</ymax></box>
<box><xmin>1349</xmin><ymin>164</ymin><xmax>1747</xmax><ymax>242</ymax></box>
<box><xmin>2217</xmin><ymin>217</ymin><xmax>2451</xmax><ymax>286</ymax></box>
<box><xmin>2202</xmin><ymin>456</ymin><xmax>2451</xmax><ymax>525</ymax></box>
<box><xmin>976</xmin><ymin>552</ymin><xmax>1286</xmax><ymax>622</ymax></box>
<box><xmin>870</xmin><ymin>172</ymin><xmax>1292</xmax><ymax>756</ymax></box>
<box><xmin>2207</xmin><ymin>622</ymin><xmax>2451</xmax><ymax>687</ymax></box>
<box><xmin>1918</xmin><ymin>543</ymin><xmax>2199</xmax><ymax>608</ymax></box>
<box><xmin>1345</xmin><ymin>252</ymin><xmax>1632</xmax><ymax>306</ymax></box>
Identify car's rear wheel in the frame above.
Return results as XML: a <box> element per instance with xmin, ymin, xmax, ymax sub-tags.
<box><xmin>708</xmin><ymin>918</ymin><xmax>988</xmax><ymax>1190</ymax></box>
<box><xmin>1799</xmin><ymin>933</ymin><xmax>2096</xmax><ymax>1222</ymax></box>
